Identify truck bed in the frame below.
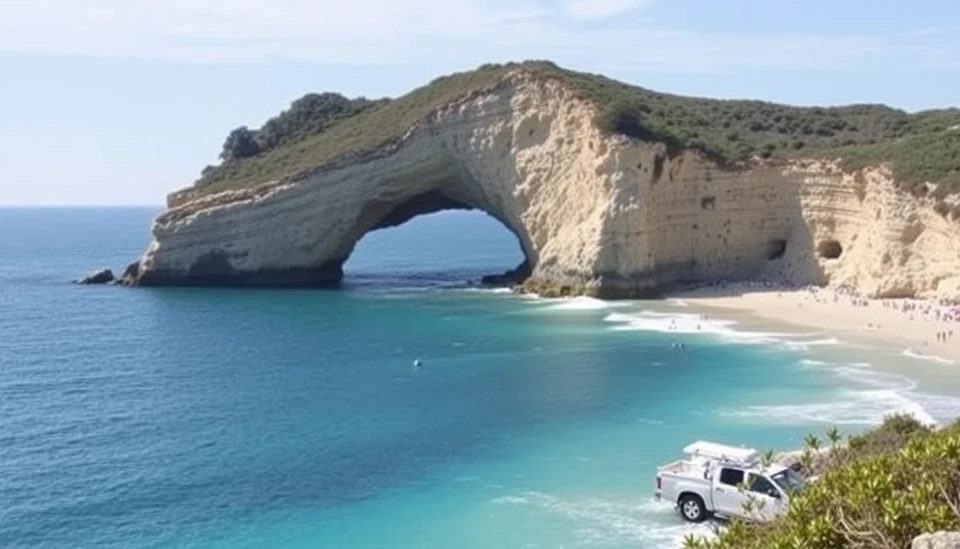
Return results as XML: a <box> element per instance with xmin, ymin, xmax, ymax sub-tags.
<box><xmin>658</xmin><ymin>458</ymin><xmax>710</xmax><ymax>480</ymax></box>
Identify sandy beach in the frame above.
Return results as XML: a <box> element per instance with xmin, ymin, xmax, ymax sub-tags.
<box><xmin>673</xmin><ymin>283</ymin><xmax>960</xmax><ymax>364</ymax></box>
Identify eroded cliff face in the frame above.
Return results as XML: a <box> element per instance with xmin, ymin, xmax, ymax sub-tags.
<box><xmin>128</xmin><ymin>72</ymin><xmax>960</xmax><ymax>300</ymax></box>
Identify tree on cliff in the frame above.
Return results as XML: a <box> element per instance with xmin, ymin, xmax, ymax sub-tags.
<box><xmin>213</xmin><ymin>93</ymin><xmax>384</xmax><ymax>166</ymax></box>
<box><xmin>220</xmin><ymin>126</ymin><xmax>261</xmax><ymax>162</ymax></box>
<box><xmin>254</xmin><ymin>92</ymin><xmax>380</xmax><ymax>151</ymax></box>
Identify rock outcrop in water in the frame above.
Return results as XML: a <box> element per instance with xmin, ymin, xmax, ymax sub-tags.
<box><xmin>74</xmin><ymin>268</ymin><xmax>115</xmax><ymax>285</ymax></box>
<box><xmin>122</xmin><ymin>67</ymin><xmax>960</xmax><ymax>300</ymax></box>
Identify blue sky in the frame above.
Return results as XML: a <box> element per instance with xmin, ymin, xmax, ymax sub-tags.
<box><xmin>1</xmin><ymin>0</ymin><xmax>958</xmax><ymax>205</ymax></box>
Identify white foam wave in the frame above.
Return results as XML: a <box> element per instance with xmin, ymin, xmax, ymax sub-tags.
<box><xmin>799</xmin><ymin>359</ymin><xmax>828</xmax><ymax>366</ymax></box>
<box><xmin>724</xmin><ymin>388</ymin><xmax>938</xmax><ymax>427</ymax></box>
<box><xmin>906</xmin><ymin>392</ymin><xmax>960</xmax><ymax>422</ymax></box>
<box><xmin>832</xmin><ymin>363</ymin><xmax>914</xmax><ymax>391</ymax></box>
<box><xmin>453</xmin><ymin>287</ymin><xmax>514</xmax><ymax>294</ymax></box>
<box><xmin>523</xmin><ymin>296</ymin><xmax>635</xmax><ymax>312</ymax></box>
<box><xmin>666</xmin><ymin>298</ymin><xmax>690</xmax><ymax>307</ymax></box>
<box><xmin>902</xmin><ymin>348</ymin><xmax>955</xmax><ymax>365</ymax></box>
<box><xmin>780</xmin><ymin>338</ymin><xmax>840</xmax><ymax>352</ymax></box>
<box><xmin>490</xmin><ymin>495</ymin><xmax>528</xmax><ymax>505</ymax></box>
<box><xmin>603</xmin><ymin>311</ymin><xmax>823</xmax><ymax>350</ymax></box>
<box><xmin>547</xmin><ymin>296</ymin><xmax>616</xmax><ymax>311</ymax></box>
<box><xmin>727</xmin><ymin>359</ymin><xmax>960</xmax><ymax>428</ymax></box>
<box><xmin>727</xmin><ymin>361</ymin><xmax>955</xmax><ymax>426</ymax></box>
<box><xmin>490</xmin><ymin>492</ymin><xmax>716</xmax><ymax>547</ymax></box>
<box><xmin>605</xmin><ymin>311</ymin><xmax>737</xmax><ymax>335</ymax></box>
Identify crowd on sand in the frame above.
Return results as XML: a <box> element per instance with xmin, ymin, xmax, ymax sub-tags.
<box><xmin>686</xmin><ymin>278</ymin><xmax>960</xmax><ymax>347</ymax></box>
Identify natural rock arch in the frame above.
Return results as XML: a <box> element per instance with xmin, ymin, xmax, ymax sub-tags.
<box><xmin>126</xmin><ymin>74</ymin><xmax>960</xmax><ymax>300</ymax></box>
<box><xmin>131</xmin><ymin>79</ymin><xmax>615</xmax><ymax>295</ymax></box>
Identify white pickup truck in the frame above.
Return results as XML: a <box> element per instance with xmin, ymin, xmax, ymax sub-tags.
<box><xmin>654</xmin><ymin>440</ymin><xmax>807</xmax><ymax>523</ymax></box>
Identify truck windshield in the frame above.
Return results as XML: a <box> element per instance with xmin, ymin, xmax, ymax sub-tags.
<box><xmin>770</xmin><ymin>468</ymin><xmax>806</xmax><ymax>494</ymax></box>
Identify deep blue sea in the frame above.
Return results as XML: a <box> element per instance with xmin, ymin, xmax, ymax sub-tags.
<box><xmin>3</xmin><ymin>207</ymin><xmax>959</xmax><ymax>548</ymax></box>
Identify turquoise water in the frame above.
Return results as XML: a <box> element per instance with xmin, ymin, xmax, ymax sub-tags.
<box><xmin>2</xmin><ymin>208</ymin><xmax>958</xmax><ymax>548</ymax></box>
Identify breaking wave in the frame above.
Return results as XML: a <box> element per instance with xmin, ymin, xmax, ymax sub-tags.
<box><xmin>490</xmin><ymin>491</ymin><xmax>716</xmax><ymax>548</ymax></box>
<box><xmin>902</xmin><ymin>348</ymin><xmax>955</xmax><ymax>365</ymax></box>
<box><xmin>602</xmin><ymin>310</ymin><xmax>831</xmax><ymax>351</ymax></box>
<box><xmin>724</xmin><ymin>362</ymin><xmax>960</xmax><ymax>427</ymax></box>
<box><xmin>520</xmin><ymin>295</ymin><xmax>635</xmax><ymax>311</ymax></box>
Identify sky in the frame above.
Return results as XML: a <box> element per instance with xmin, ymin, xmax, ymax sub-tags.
<box><xmin>1</xmin><ymin>0</ymin><xmax>959</xmax><ymax>206</ymax></box>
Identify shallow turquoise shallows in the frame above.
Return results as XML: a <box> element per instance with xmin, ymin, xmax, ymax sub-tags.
<box><xmin>1</xmin><ymin>208</ymin><xmax>953</xmax><ymax>549</ymax></box>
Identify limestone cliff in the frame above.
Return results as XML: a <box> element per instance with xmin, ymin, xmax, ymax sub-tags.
<box><xmin>125</xmin><ymin>70</ymin><xmax>960</xmax><ymax>300</ymax></box>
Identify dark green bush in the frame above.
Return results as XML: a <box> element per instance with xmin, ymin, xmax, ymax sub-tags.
<box><xmin>254</xmin><ymin>92</ymin><xmax>381</xmax><ymax>151</ymax></box>
<box><xmin>596</xmin><ymin>98</ymin><xmax>656</xmax><ymax>141</ymax></box>
<box><xmin>220</xmin><ymin>126</ymin><xmax>260</xmax><ymax>161</ymax></box>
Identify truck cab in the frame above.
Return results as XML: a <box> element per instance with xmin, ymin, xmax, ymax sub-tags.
<box><xmin>654</xmin><ymin>441</ymin><xmax>806</xmax><ymax>523</ymax></box>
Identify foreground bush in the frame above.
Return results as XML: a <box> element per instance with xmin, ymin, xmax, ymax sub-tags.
<box><xmin>683</xmin><ymin>415</ymin><xmax>960</xmax><ymax>549</ymax></box>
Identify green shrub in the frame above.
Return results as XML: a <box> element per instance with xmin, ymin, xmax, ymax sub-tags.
<box><xmin>683</xmin><ymin>415</ymin><xmax>959</xmax><ymax>549</ymax></box>
<box><xmin>596</xmin><ymin>98</ymin><xmax>657</xmax><ymax>141</ymax></box>
<box><xmin>252</xmin><ymin>92</ymin><xmax>381</xmax><ymax>152</ymax></box>
<box><xmin>220</xmin><ymin>126</ymin><xmax>261</xmax><ymax>161</ymax></box>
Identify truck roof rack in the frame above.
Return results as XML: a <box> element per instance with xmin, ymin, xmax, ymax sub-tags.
<box><xmin>683</xmin><ymin>440</ymin><xmax>760</xmax><ymax>465</ymax></box>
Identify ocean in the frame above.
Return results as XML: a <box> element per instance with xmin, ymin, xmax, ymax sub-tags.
<box><xmin>2</xmin><ymin>207</ymin><xmax>959</xmax><ymax>549</ymax></box>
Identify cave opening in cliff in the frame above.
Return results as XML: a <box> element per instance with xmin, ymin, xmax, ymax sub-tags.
<box><xmin>766</xmin><ymin>239</ymin><xmax>787</xmax><ymax>260</ymax></box>
<box><xmin>817</xmin><ymin>240</ymin><xmax>843</xmax><ymax>259</ymax></box>
<box><xmin>343</xmin><ymin>205</ymin><xmax>527</xmax><ymax>291</ymax></box>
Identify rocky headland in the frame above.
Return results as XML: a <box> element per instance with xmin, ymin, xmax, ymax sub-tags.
<box><xmin>114</xmin><ymin>61</ymin><xmax>960</xmax><ymax>300</ymax></box>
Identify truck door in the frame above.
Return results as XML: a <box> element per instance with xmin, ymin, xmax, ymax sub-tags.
<box><xmin>713</xmin><ymin>467</ymin><xmax>746</xmax><ymax>516</ymax></box>
<box><xmin>745</xmin><ymin>473</ymin><xmax>786</xmax><ymax>520</ymax></box>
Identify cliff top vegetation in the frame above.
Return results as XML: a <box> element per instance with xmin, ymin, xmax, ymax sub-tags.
<box><xmin>192</xmin><ymin>60</ymin><xmax>960</xmax><ymax>201</ymax></box>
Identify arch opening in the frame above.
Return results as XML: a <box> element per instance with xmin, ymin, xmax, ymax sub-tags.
<box><xmin>343</xmin><ymin>191</ymin><xmax>529</xmax><ymax>291</ymax></box>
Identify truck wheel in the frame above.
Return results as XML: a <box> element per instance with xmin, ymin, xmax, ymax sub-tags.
<box><xmin>678</xmin><ymin>494</ymin><xmax>707</xmax><ymax>523</ymax></box>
